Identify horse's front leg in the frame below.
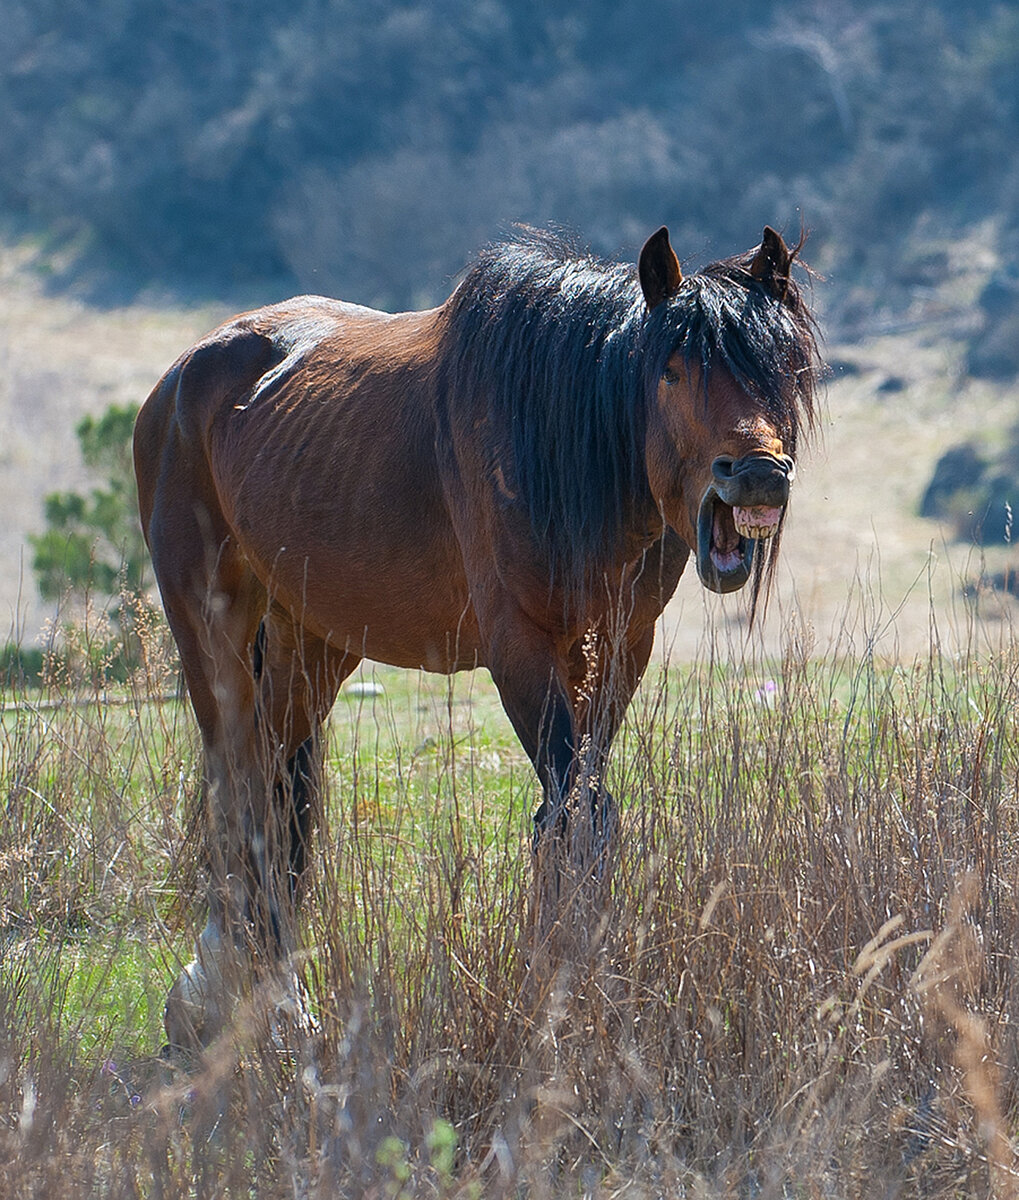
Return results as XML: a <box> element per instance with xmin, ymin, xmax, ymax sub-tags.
<box><xmin>480</xmin><ymin>610</ymin><xmax>577</xmax><ymax>851</ymax></box>
<box><xmin>565</xmin><ymin>622</ymin><xmax>657</xmax><ymax>867</ymax></box>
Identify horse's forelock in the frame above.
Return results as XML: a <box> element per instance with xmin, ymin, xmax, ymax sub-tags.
<box><xmin>689</xmin><ymin>251</ymin><xmax>821</xmax><ymax>442</ymax></box>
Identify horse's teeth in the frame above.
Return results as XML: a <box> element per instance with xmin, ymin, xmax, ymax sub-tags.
<box><xmin>736</xmin><ymin>523</ymin><xmax>778</xmax><ymax>540</ymax></box>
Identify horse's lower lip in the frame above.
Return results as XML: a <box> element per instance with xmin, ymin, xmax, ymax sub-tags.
<box><xmin>696</xmin><ymin>489</ymin><xmax>758</xmax><ymax>593</ymax></box>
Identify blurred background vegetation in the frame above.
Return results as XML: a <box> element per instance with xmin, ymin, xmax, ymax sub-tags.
<box><xmin>1</xmin><ymin>0</ymin><xmax>1017</xmax><ymax>354</ymax></box>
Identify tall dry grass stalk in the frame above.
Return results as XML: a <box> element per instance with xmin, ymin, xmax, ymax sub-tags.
<box><xmin>2</xmin><ymin>584</ymin><xmax>1019</xmax><ymax>1197</ymax></box>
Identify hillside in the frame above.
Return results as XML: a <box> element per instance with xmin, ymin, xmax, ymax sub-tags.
<box><xmin>2</xmin><ymin>239</ymin><xmax>1016</xmax><ymax>665</ymax></box>
<box><xmin>2</xmin><ymin>0</ymin><xmax>1018</xmax><ymax>353</ymax></box>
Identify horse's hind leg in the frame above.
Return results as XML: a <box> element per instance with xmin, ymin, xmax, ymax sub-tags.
<box><xmin>252</xmin><ymin>611</ymin><xmax>356</xmax><ymax>917</ymax></box>
<box><xmin>163</xmin><ymin>590</ymin><xmax>353</xmax><ymax>1054</ymax></box>
<box><xmin>241</xmin><ymin>614</ymin><xmax>356</xmax><ymax>1045</ymax></box>
<box><xmin>152</xmin><ymin>531</ymin><xmax>270</xmax><ymax>1053</ymax></box>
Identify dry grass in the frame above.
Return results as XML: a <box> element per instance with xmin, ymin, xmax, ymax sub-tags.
<box><xmin>2</xmin><ymin>591</ymin><xmax>1019</xmax><ymax>1198</ymax></box>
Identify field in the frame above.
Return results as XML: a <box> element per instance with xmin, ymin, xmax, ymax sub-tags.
<box><xmin>3</xmin><ymin>245</ymin><xmax>1019</xmax><ymax>1196</ymax></box>
<box><xmin>3</xmin><ymin>595</ymin><xmax>1019</xmax><ymax>1197</ymax></box>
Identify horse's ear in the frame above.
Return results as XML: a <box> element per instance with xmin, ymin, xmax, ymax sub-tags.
<box><xmin>750</xmin><ymin>226</ymin><xmax>792</xmax><ymax>300</ymax></box>
<box><xmin>639</xmin><ymin>226</ymin><xmax>683</xmax><ymax>310</ymax></box>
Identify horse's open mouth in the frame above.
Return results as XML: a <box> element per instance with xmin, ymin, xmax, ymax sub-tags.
<box><xmin>696</xmin><ymin>489</ymin><xmax>783</xmax><ymax>593</ymax></box>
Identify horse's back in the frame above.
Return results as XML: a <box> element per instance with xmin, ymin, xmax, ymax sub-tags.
<box><xmin>137</xmin><ymin>294</ymin><xmax>438</xmax><ymax>506</ymax></box>
<box><xmin>139</xmin><ymin>297</ymin><xmax>379</xmax><ymax>441</ymax></box>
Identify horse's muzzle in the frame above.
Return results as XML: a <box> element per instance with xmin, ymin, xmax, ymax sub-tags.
<box><xmin>696</xmin><ymin>453</ymin><xmax>794</xmax><ymax>593</ymax></box>
<box><xmin>710</xmin><ymin>452</ymin><xmax>795</xmax><ymax>507</ymax></box>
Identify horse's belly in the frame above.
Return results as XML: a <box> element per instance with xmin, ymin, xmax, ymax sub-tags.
<box><xmin>249</xmin><ymin>543</ymin><xmax>482</xmax><ymax>673</ymax></box>
<box><xmin>341</xmin><ymin>586</ymin><xmax>482</xmax><ymax>673</ymax></box>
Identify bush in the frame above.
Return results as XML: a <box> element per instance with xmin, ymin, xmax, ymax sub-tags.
<box><xmin>2</xmin><ymin>0</ymin><xmax>1018</xmax><ymax>324</ymax></box>
<box><xmin>967</xmin><ymin>274</ymin><xmax>1019</xmax><ymax>381</ymax></box>
<box><xmin>28</xmin><ymin>403</ymin><xmax>148</xmax><ymax>607</ymax></box>
<box><xmin>0</xmin><ymin>642</ymin><xmax>45</xmax><ymax>688</ymax></box>
<box><xmin>920</xmin><ymin>433</ymin><xmax>1019</xmax><ymax>545</ymax></box>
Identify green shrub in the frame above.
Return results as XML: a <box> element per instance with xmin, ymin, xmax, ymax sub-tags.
<box><xmin>28</xmin><ymin>403</ymin><xmax>148</xmax><ymax>606</ymax></box>
<box><xmin>0</xmin><ymin>641</ymin><xmax>45</xmax><ymax>688</ymax></box>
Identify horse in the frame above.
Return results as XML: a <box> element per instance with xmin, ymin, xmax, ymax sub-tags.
<box><xmin>133</xmin><ymin>224</ymin><xmax>821</xmax><ymax>1052</ymax></box>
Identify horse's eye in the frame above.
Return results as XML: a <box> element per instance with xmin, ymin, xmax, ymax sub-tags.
<box><xmin>662</xmin><ymin>366</ymin><xmax>681</xmax><ymax>385</ymax></box>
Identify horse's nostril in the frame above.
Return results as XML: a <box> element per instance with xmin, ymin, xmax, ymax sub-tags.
<box><xmin>711</xmin><ymin>456</ymin><xmax>735</xmax><ymax>482</ymax></box>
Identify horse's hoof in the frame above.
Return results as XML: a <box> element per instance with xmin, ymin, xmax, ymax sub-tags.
<box><xmin>268</xmin><ymin>970</ymin><xmax>320</xmax><ymax>1057</ymax></box>
<box><xmin>163</xmin><ymin>956</ymin><xmax>225</xmax><ymax>1058</ymax></box>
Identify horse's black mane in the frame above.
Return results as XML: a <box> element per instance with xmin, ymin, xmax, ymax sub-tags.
<box><xmin>438</xmin><ymin>228</ymin><xmax>820</xmax><ymax>583</ymax></box>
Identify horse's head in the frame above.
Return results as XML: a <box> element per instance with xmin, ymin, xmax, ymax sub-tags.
<box><xmin>638</xmin><ymin>225</ymin><xmax>817</xmax><ymax>595</ymax></box>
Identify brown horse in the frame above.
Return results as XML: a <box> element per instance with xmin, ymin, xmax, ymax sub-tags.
<box><xmin>134</xmin><ymin>225</ymin><xmax>820</xmax><ymax>1051</ymax></box>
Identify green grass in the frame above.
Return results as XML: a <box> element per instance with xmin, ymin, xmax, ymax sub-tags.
<box><xmin>5</xmin><ymin>935</ymin><xmax>170</xmax><ymax>1058</ymax></box>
